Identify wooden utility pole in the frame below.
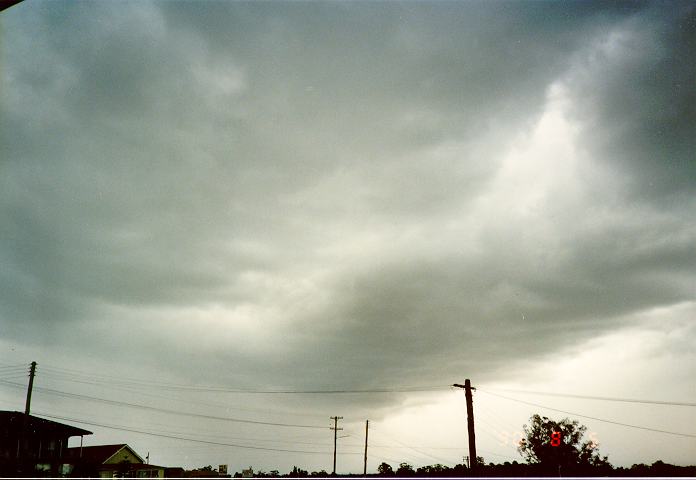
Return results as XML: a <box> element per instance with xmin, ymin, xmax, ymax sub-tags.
<box><xmin>18</xmin><ymin>361</ymin><xmax>37</xmax><ymax>473</ymax></box>
<box><xmin>464</xmin><ymin>379</ymin><xmax>477</xmax><ymax>470</ymax></box>
<box><xmin>24</xmin><ymin>361</ymin><xmax>36</xmax><ymax>415</ymax></box>
<box><xmin>363</xmin><ymin>420</ymin><xmax>369</xmax><ymax>476</ymax></box>
<box><xmin>330</xmin><ymin>416</ymin><xmax>343</xmax><ymax>475</ymax></box>
<box><xmin>453</xmin><ymin>379</ymin><xmax>477</xmax><ymax>471</ymax></box>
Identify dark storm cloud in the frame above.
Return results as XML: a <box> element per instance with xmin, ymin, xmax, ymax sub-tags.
<box><xmin>563</xmin><ymin>2</ymin><xmax>696</xmax><ymax>199</ymax></box>
<box><xmin>1</xmin><ymin>0</ymin><xmax>694</xmax><ymax>409</ymax></box>
<box><xmin>268</xmin><ymin>213</ymin><xmax>695</xmax><ymax>393</ymax></box>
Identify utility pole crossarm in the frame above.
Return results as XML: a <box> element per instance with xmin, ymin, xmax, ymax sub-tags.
<box><xmin>452</xmin><ymin>383</ymin><xmax>476</xmax><ymax>391</ymax></box>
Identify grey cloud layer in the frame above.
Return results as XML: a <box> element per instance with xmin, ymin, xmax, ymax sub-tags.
<box><xmin>1</xmin><ymin>1</ymin><xmax>694</xmax><ymax>398</ymax></box>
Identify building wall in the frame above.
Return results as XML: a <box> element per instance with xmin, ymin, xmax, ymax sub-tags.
<box><xmin>104</xmin><ymin>446</ymin><xmax>141</xmax><ymax>464</ymax></box>
<box><xmin>97</xmin><ymin>465</ymin><xmax>164</xmax><ymax>478</ymax></box>
<box><xmin>136</xmin><ymin>467</ymin><xmax>164</xmax><ymax>478</ymax></box>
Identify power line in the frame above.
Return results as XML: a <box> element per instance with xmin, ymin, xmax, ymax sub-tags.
<box><xmin>476</xmin><ymin>400</ymin><xmax>520</xmax><ymax>435</ymax></box>
<box><xmin>39</xmin><ymin>370</ymin><xmax>328</xmax><ymax>420</ymax></box>
<box><xmin>40</xmin><ymin>365</ymin><xmax>447</xmax><ymax>394</ymax></box>
<box><xmin>0</xmin><ymin>380</ymin><xmax>326</xmax><ymax>429</ymax></box>
<box><xmin>0</xmin><ymin>367</ymin><xmax>30</xmax><ymax>375</ymax></box>
<box><xmin>368</xmin><ymin>425</ymin><xmax>455</xmax><ymax>466</ymax></box>
<box><xmin>478</xmin><ymin>389</ymin><xmax>696</xmax><ymax>439</ymax></box>
<box><xmin>32</xmin><ymin>410</ymin><xmax>512</xmax><ymax>468</ymax></box>
<box><xmin>0</xmin><ymin>363</ymin><xmax>29</xmax><ymax>369</ymax></box>
<box><xmin>0</xmin><ymin>372</ymin><xmax>29</xmax><ymax>380</ymax></box>
<box><xmin>482</xmin><ymin>387</ymin><xmax>696</xmax><ymax>407</ymax></box>
<box><xmin>474</xmin><ymin>407</ymin><xmax>519</xmax><ymax>450</ymax></box>
<box><xmin>40</xmin><ymin>366</ymin><xmax>227</xmax><ymax>391</ymax></box>
<box><xmin>58</xmin><ymin>413</ymin><xmax>341</xmax><ymax>449</ymax></box>
<box><xmin>29</xmin><ymin>405</ymin><xmax>429</xmax><ymax>455</ymax></box>
<box><xmin>193</xmin><ymin>386</ymin><xmax>448</xmax><ymax>394</ymax></box>
<box><xmin>367</xmin><ymin>452</ymin><xmax>404</xmax><ymax>466</ymax></box>
<box><xmin>346</xmin><ymin>443</ymin><xmax>467</xmax><ymax>450</ymax></box>
<box><xmin>74</xmin><ymin>417</ymin><xmax>337</xmax><ymax>448</ymax></box>
<box><xmin>344</xmin><ymin>429</ymin><xmax>424</xmax><ymax>468</ymax></box>
<box><xmin>477</xmin><ymin>449</ymin><xmax>521</xmax><ymax>461</ymax></box>
<box><xmin>476</xmin><ymin>395</ymin><xmax>533</xmax><ymax>455</ymax></box>
<box><xmin>33</xmin><ymin>412</ymin><xmax>362</xmax><ymax>456</ymax></box>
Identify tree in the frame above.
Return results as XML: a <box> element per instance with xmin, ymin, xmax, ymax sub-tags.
<box><xmin>416</xmin><ymin>464</ymin><xmax>447</xmax><ymax>476</ymax></box>
<box><xmin>289</xmin><ymin>466</ymin><xmax>308</xmax><ymax>477</ymax></box>
<box><xmin>377</xmin><ymin>462</ymin><xmax>394</xmax><ymax>476</ymax></box>
<box><xmin>395</xmin><ymin>463</ymin><xmax>415</xmax><ymax>476</ymax></box>
<box><xmin>518</xmin><ymin>414</ymin><xmax>610</xmax><ymax>474</ymax></box>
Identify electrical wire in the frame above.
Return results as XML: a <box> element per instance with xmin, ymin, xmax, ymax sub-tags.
<box><xmin>41</xmin><ymin>366</ymin><xmax>223</xmax><ymax>391</ymax></box>
<box><xmin>68</xmin><ymin>416</ymin><xmax>341</xmax><ymax>449</ymax></box>
<box><xmin>368</xmin><ymin>425</ymin><xmax>455</xmax><ymax>466</ymax></box>
<box><xmin>33</xmin><ymin>412</ymin><xmax>362</xmax><ymax>456</ymax></box>
<box><xmin>0</xmin><ymin>374</ymin><xmax>29</xmax><ymax>381</ymax></box>
<box><xmin>0</xmin><ymin>380</ymin><xmax>326</xmax><ymax>429</ymax></box>
<box><xmin>474</xmin><ymin>412</ymin><xmax>512</xmax><ymax>448</ymax></box>
<box><xmin>0</xmin><ymin>363</ymin><xmax>28</xmax><ymax>369</ymax></box>
<box><xmin>481</xmin><ymin>387</ymin><xmax>696</xmax><ymax>407</ymax></box>
<box><xmin>477</xmin><ymin>449</ymin><xmax>521</xmax><ymax>461</ymax></box>
<box><xmin>476</xmin><ymin>400</ymin><xmax>520</xmax><ymax>436</ymax></box>
<box><xmin>368</xmin><ymin>452</ymin><xmax>405</xmax><ymax>466</ymax></box>
<box><xmin>20</xmin><ymin>400</ymin><xmax>336</xmax><ymax>452</ymax></box>
<box><xmin>40</xmin><ymin>370</ymin><xmax>328</xmax><ymax>420</ymax></box>
<box><xmin>0</xmin><ymin>368</ymin><xmax>29</xmax><ymax>376</ymax></box>
<box><xmin>343</xmin><ymin>428</ymin><xmax>423</xmax><ymax>468</ymax></box>
<box><xmin>478</xmin><ymin>389</ymin><xmax>696</xmax><ymax>439</ymax></box>
<box><xmin>332</xmin><ymin>431</ymin><xmax>473</xmax><ymax>451</ymax></box>
<box><xmin>70</xmin><ymin>420</ymin><xmax>338</xmax><ymax>449</ymax></box>
<box><xmin>40</xmin><ymin>365</ymin><xmax>448</xmax><ymax>394</ymax></box>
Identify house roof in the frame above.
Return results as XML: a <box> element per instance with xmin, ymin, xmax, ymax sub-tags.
<box><xmin>65</xmin><ymin>444</ymin><xmax>144</xmax><ymax>464</ymax></box>
<box><xmin>0</xmin><ymin>410</ymin><xmax>92</xmax><ymax>437</ymax></box>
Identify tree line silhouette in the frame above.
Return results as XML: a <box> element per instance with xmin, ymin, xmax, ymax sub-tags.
<box><xmin>227</xmin><ymin>415</ymin><xmax>695</xmax><ymax>478</ymax></box>
<box><xmin>229</xmin><ymin>460</ymin><xmax>696</xmax><ymax>478</ymax></box>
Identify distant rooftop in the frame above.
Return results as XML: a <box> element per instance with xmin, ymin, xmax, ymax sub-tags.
<box><xmin>64</xmin><ymin>444</ymin><xmax>130</xmax><ymax>464</ymax></box>
<box><xmin>0</xmin><ymin>410</ymin><xmax>92</xmax><ymax>437</ymax></box>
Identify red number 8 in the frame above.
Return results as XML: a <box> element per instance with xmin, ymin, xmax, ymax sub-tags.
<box><xmin>551</xmin><ymin>431</ymin><xmax>561</xmax><ymax>446</ymax></box>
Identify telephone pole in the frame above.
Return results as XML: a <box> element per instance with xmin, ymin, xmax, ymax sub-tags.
<box><xmin>453</xmin><ymin>379</ymin><xmax>477</xmax><ymax>471</ymax></box>
<box><xmin>330</xmin><ymin>416</ymin><xmax>343</xmax><ymax>475</ymax></box>
<box><xmin>363</xmin><ymin>420</ymin><xmax>369</xmax><ymax>476</ymax></box>
<box><xmin>24</xmin><ymin>361</ymin><xmax>36</xmax><ymax>415</ymax></box>
<box><xmin>18</xmin><ymin>362</ymin><xmax>37</xmax><ymax>473</ymax></box>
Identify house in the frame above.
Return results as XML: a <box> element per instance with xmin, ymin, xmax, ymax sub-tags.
<box><xmin>0</xmin><ymin>410</ymin><xmax>92</xmax><ymax>477</ymax></box>
<box><xmin>164</xmin><ymin>466</ymin><xmax>185</xmax><ymax>477</ymax></box>
<box><xmin>64</xmin><ymin>443</ymin><xmax>166</xmax><ymax>478</ymax></box>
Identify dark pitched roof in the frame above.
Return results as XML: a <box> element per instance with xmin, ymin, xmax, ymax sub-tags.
<box><xmin>64</xmin><ymin>444</ymin><xmax>144</xmax><ymax>464</ymax></box>
<box><xmin>0</xmin><ymin>410</ymin><xmax>92</xmax><ymax>437</ymax></box>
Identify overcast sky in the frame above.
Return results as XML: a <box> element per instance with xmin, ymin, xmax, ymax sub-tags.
<box><xmin>1</xmin><ymin>0</ymin><xmax>695</xmax><ymax>474</ymax></box>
